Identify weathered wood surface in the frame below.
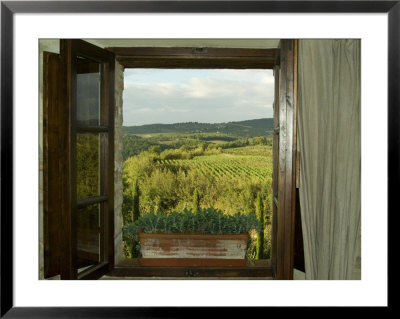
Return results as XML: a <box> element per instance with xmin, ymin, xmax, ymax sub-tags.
<box><xmin>139</xmin><ymin>258</ymin><xmax>247</xmax><ymax>267</ymax></box>
<box><xmin>112</xmin><ymin>258</ymin><xmax>272</xmax><ymax>278</ymax></box>
<box><xmin>60</xmin><ymin>39</ymin><xmax>115</xmax><ymax>279</ymax></box>
<box><xmin>275</xmin><ymin>39</ymin><xmax>298</xmax><ymax>280</ymax></box>
<box><xmin>107</xmin><ymin>47</ymin><xmax>279</xmax><ymax>69</ymax></box>
<box><xmin>43</xmin><ymin>51</ymin><xmax>62</xmax><ymax>278</ymax></box>
<box><xmin>139</xmin><ymin>233</ymin><xmax>249</xmax><ymax>266</ymax></box>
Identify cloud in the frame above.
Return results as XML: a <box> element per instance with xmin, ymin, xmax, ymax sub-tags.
<box><xmin>136</xmin><ymin>107</ymin><xmax>152</xmax><ymax>113</ymax></box>
<box><xmin>122</xmin><ymin>69</ymin><xmax>274</xmax><ymax>126</ymax></box>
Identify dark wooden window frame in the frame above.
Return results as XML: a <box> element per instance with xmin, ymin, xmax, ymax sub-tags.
<box><xmin>107</xmin><ymin>46</ymin><xmax>279</xmax><ymax>69</ymax></box>
<box><xmin>104</xmin><ymin>43</ymin><xmax>299</xmax><ymax>280</ymax></box>
<box><xmin>57</xmin><ymin>40</ymin><xmax>115</xmax><ymax>280</ymax></box>
<box><xmin>44</xmin><ymin>41</ymin><xmax>299</xmax><ymax>280</ymax></box>
<box><xmin>273</xmin><ymin>40</ymin><xmax>299</xmax><ymax>280</ymax></box>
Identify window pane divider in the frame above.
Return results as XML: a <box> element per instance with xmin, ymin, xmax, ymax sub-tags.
<box><xmin>77</xmin><ymin>125</ymin><xmax>108</xmax><ymax>133</ymax></box>
<box><xmin>77</xmin><ymin>195</ymin><xmax>108</xmax><ymax>208</ymax></box>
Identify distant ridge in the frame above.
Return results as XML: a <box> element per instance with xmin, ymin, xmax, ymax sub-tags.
<box><xmin>123</xmin><ymin>118</ymin><xmax>274</xmax><ymax>138</ymax></box>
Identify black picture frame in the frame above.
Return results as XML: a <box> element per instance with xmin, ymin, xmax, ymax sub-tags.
<box><xmin>1</xmin><ymin>0</ymin><xmax>395</xmax><ymax>317</ymax></box>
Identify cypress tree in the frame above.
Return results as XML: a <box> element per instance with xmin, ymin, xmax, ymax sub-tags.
<box><xmin>129</xmin><ymin>179</ymin><xmax>140</xmax><ymax>258</ymax></box>
<box><xmin>132</xmin><ymin>179</ymin><xmax>140</xmax><ymax>222</ymax></box>
<box><xmin>255</xmin><ymin>192</ymin><xmax>264</xmax><ymax>259</ymax></box>
<box><xmin>193</xmin><ymin>188</ymin><xmax>200</xmax><ymax>214</ymax></box>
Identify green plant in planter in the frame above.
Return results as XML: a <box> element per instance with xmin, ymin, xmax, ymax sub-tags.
<box><xmin>123</xmin><ymin>207</ymin><xmax>262</xmax><ymax>256</ymax></box>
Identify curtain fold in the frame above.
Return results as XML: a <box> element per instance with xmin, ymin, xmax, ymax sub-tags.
<box><xmin>298</xmin><ymin>39</ymin><xmax>361</xmax><ymax>280</ymax></box>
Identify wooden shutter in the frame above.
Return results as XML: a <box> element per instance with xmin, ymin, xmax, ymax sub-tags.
<box><xmin>43</xmin><ymin>40</ymin><xmax>116</xmax><ymax>280</ymax></box>
<box><xmin>60</xmin><ymin>39</ymin><xmax>115</xmax><ymax>280</ymax></box>
<box><xmin>43</xmin><ymin>51</ymin><xmax>62</xmax><ymax>278</ymax></box>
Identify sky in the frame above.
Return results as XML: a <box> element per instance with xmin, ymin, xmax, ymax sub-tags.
<box><xmin>122</xmin><ymin>68</ymin><xmax>274</xmax><ymax>126</ymax></box>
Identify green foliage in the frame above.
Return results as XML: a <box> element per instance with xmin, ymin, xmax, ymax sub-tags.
<box><xmin>123</xmin><ymin>153</ymin><xmax>271</xmax><ymax>216</ymax></box>
<box><xmin>122</xmin><ymin>134</ymin><xmax>168</xmax><ymax>160</ymax></box>
<box><xmin>121</xmin><ymin>130</ymin><xmax>274</xmax><ymax>259</ymax></box>
<box><xmin>255</xmin><ymin>192</ymin><xmax>264</xmax><ymax>259</ymax></box>
<box><xmin>122</xmin><ymin>130</ymin><xmax>272</xmax><ymax>162</ymax></box>
<box><xmin>263</xmin><ymin>224</ymin><xmax>272</xmax><ymax>259</ymax></box>
<box><xmin>123</xmin><ymin>208</ymin><xmax>262</xmax><ymax>254</ymax></box>
<box><xmin>122</xmin><ymin>178</ymin><xmax>140</xmax><ymax>258</ymax></box>
<box><xmin>161</xmin><ymin>153</ymin><xmax>272</xmax><ymax>180</ymax></box>
<box><xmin>148</xmin><ymin>145</ymin><xmax>162</xmax><ymax>155</ymax></box>
<box><xmin>77</xmin><ymin>119</ymin><xmax>275</xmax><ymax>260</ymax></box>
<box><xmin>132</xmin><ymin>179</ymin><xmax>140</xmax><ymax>222</ymax></box>
<box><xmin>76</xmin><ymin>134</ymin><xmax>99</xmax><ymax>200</ymax></box>
<box><xmin>192</xmin><ymin>188</ymin><xmax>200</xmax><ymax>214</ymax></box>
<box><xmin>223</xmin><ymin>145</ymin><xmax>272</xmax><ymax>157</ymax></box>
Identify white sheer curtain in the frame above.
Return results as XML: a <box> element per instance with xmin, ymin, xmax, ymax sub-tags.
<box><xmin>297</xmin><ymin>39</ymin><xmax>361</xmax><ymax>279</ymax></box>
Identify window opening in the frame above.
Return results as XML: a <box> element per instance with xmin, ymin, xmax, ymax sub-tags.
<box><xmin>121</xmin><ymin>68</ymin><xmax>274</xmax><ymax>267</ymax></box>
<box><xmin>42</xmin><ymin>41</ymin><xmax>299</xmax><ymax>280</ymax></box>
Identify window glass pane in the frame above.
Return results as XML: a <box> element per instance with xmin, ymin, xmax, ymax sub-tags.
<box><xmin>77</xmin><ymin>203</ymin><xmax>101</xmax><ymax>272</ymax></box>
<box><xmin>77</xmin><ymin>57</ymin><xmax>100</xmax><ymax>126</ymax></box>
<box><xmin>77</xmin><ymin>133</ymin><xmax>100</xmax><ymax>200</ymax></box>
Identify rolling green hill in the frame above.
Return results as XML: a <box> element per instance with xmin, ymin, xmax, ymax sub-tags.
<box><xmin>123</xmin><ymin>118</ymin><xmax>274</xmax><ymax>138</ymax></box>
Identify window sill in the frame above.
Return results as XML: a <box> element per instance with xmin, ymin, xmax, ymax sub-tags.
<box><xmin>110</xmin><ymin>258</ymin><xmax>273</xmax><ymax>279</ymax></box>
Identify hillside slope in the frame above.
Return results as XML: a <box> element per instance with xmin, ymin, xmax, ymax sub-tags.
<box><xmin>123</xmin><ymin>118</ymin><xmax>274</xmax><ymax>138</ymax></box>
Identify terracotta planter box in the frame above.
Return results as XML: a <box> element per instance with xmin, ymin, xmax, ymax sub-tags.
<box><xmin>138</xmin><ymin>232</ymin><xmax>249</xmax><ymax>267</ymax></box>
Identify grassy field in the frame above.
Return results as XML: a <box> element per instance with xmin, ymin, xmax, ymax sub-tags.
<box><xmin>160</xmin><ymin>152</ymin><xmax>272</xmax><ymax>181</ymax></box>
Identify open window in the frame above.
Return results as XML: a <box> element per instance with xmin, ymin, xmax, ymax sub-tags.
<box><xmin>43</xmin><ymin>39</ymin><xmax>301</xmax><ymax>280</ymax></box>
<box><xmin>44</xmin><ymin>40</ymin><xmax>115</xmax><ymax>279</ymax></box>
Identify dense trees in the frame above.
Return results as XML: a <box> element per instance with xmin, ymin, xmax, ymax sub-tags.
<box><xmin>132</xmin><ymin>179</ymin><xmax>140</xmax><ymax>222</ymax></box>
<box><xmin>77</xmin><ymin>133</ymin><xmax>99</xmax><ymax>200</ymax></box>
<box><xmin>123</xmin><ymin>132</ymin><xmax>271</xmax><ymax>161</ymax></box>
<box><xmin>123</xmin><ymin>118</ymin><xmax>274</xmax><ymax>137</ymax></box>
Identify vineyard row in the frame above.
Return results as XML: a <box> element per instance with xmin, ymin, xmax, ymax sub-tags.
<box><xmin>159</xmin><ymin>157</ymin><xmax>272</xmax><ymax>180</ymax></box>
